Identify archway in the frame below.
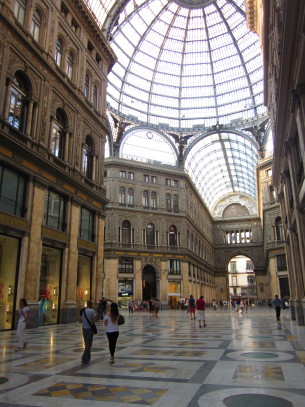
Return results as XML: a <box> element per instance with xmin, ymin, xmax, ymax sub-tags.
<box><xmin>227</xmin><ymin>255</ymin><xmax>257</xmax><ymax>306</ymax></box>
<box><xmin>142</xmin><ymin>265</ymin><xmax>157</xmax><ymax>300</ymax></box>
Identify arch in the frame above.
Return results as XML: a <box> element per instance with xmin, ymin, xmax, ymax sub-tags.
<box><xmin>169</xmin><ymin>224</ymin><xmax>177</xmax><ymax>247</ymax></box>
<box><xmin>127</xmin><ymin>187</ymin><xmax>134</xmax><ymax>205</ymax></box>
<box><xmin>142</xmin><ymin>265</ymin><xmax>157</xmax><ymax>300</ymax></box>
<box><xmin>146</xmin><ymin>222</ymin><xmax>155</xmax><ymax>248</ymax></box>
<box><xmin>222</xmin><ymin>203</ymin><xmax>250</xmax><ymax>218</ymax></box>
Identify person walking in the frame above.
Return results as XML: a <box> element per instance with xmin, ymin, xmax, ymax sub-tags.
<box><xmin>273</xmin><ymin>295</ymin><xmax>282</xmax><ymax>321</ymax></box>
<box><xmin>104</xmin><ymin>302</ymin><xmax>120</xmax><ymax>364</ymax></box>
<box><xmin>153</xmin><ymin>298</ymin><xmax>160</xmax><ymax>318</ymax></box>
<box><xmin>15</xmin><ymin>298</ymin><xmax>30</xmax><ymax>351</ymax></box>
<box><xmin>80</xmin><ymin>300</ymin><xmax>97</xmax><ymax>364</ymax></box>
<box><xmin>189</xmin><ymin>295</ymin><xmax>196</xmax><ymax>320</ymax></box>
<box><xmin>127</xmin><ymin>299</ymin><xmax>133</xmax><ymax>314</ymax></box>
<box><xmin>196</xmin><ymin>295</ymin><xmax>206</xmax><ymax>328</ymax></box>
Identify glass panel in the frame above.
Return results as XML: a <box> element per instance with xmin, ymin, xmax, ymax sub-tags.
<box><xmin>0</xmin><ymin>166</ymin><xmax>25</xmax><ymax>217</ymax></box>
<box><xmin>0</xmin><ymin>235</ymin><xmax>20</xmax><ymax>330</ymax></box>
<box><xmin>39</xmin><ymin>246</ymin><xmax>62</xmax><ymax>325</ymax></box>
<box><xmin>76</xmin><ymin>255</ymin><xmax>92</xmax><ymax>313</ymax></box>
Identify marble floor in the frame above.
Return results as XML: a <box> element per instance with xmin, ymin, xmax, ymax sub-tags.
<box><xmin>1</xmin><ymin>306</ymin><xmax>305</xmax><ymax>407</ymax></box>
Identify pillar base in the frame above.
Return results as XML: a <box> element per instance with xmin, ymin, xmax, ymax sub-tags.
<box><xmin>294</xmin><ymin>298</ymin><xmax>305</xmax><ymax>326</ymax></box>
<box><xmin>60</xmin><ymin>301</ymin><xmax>78</xmax><ymax>324</ymax></box>
<box><xmin>289</xmin><ymin>299</ymin><xmax>296</xmax><ymax>320</ymax></box>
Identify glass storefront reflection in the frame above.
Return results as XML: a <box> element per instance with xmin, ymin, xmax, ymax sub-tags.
<box><xmin>39</xmin><ymin>246</ymin><xmax>62</xmax><ymax>325</ymax></box>
<box><xmin>0</xmin><ymin>235</ymin><xmax>19</xmax><ymax>330</ymax></box>
<box><xmin>76</xmin><ymin>255</ymin><xmax>92</xmax><ymax>313</ymax></box>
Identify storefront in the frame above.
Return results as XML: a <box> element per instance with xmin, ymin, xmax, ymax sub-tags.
<box><xmin>76</xmin><ymin>254</ymin><xmax>92</xmax><ymax>312</ymax></box>
<box><xmin>118</xmin><ymin>280</ymin><xmax>133</xmax><ymax>308</ymax></box>
<box><xmin>38</xmin><ymin>246</ymin><xmax>62</xmax><ymax>325</ymax></box>
<box><xmin>0</xmin><ymin>235</ymin><xmax>20</xmax><ymax>330</ymax></box>
<box><xmin>168</xmin><ymin>281</ymin><xmax>181</xmax><ymax>309</ymax></box>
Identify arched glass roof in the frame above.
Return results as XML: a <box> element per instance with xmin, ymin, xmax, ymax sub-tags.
<box><xmin>84</xmin><ymin>0</ymin><xmax>267</xmax><ymax>130</ymax></box>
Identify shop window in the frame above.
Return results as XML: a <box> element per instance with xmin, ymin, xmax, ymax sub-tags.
<box><xmin>122</xmin><ymin>220</ymin><xmax>131</xmax><ymax>247</ymax></box>
<box><xmin>76</xmin><ymin>255</ymin><xmax>92</xmax><ymax>312</ymax></box>
<box><xmin>82</xmin><ymin>136</ymin><xmax>94</xmax><ymax>179</ymax></box>
<box><xmin>168</xmin><ymin>259</ymin><xmax>181</xmax><ymax>275</ymax></box>
<box><xmin>66</xmin><ymin>52</ymin><xmax>73</xmax><ymax>79</ymax></box>
<box><xmin>51</xmin><ymin>108</ymin><xmax>66</xmax><ymax>159</ymax></box>
<box><xmin>0</xmin><ymin>165</ymin><xmax>25</xmax><ymax>217</ymax></box>
<box><xmin>127</xmin><ymin>188</ymin><xmax>134</xmax><ymax>205</ymax></box>
<box><xmin>79</xmin><ymin>206</ymin><xmax>94</xmax><ymax>241</ymax></box>
<box><xmin>55</xmin><ymin>37</ymin><xmax>63</xmax><ymax>67</ymax></box>
<box><xmin>44</xmin><ymin>190</ymin><xmax>65</xmax><ymax>231</ymax></box>
<box><xmin>119</xmin><ymin>257</ymin><xmax>134</xmax><ymax>273</ymax></box>
<box><xmin>30</xmin><ymin>8</ymin><xmax>41</xmax><ymax>42</ymax></box>
<box><xmin>39</xmin><ymin>246</ymin><xmax>62</xmax><ymax>325</ymax></box>
<box><xmin>119</xmin><ymin>187</ymin><xmax>126</xmax><ymax>204</ymax></box>
<box><xmin>14</xmin><ymin>0</ymin><xmax>26</xmax><ymax>25</ymax></box>
<box><xmin>7</xmin><ymin>71</ymin><xmax>29</xmax><ymax>133</ymax></box>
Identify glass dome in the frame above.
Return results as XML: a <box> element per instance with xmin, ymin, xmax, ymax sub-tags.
<box><xmin>85</xmin><ymin>0</ymin><xmax>267</xmax><ymax>130</ymax></box>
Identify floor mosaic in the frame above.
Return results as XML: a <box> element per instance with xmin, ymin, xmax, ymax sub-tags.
<box><xmin>1</xmin><ymin>307</ymin><xmax>305</xmax><ymax>406</ymax></box>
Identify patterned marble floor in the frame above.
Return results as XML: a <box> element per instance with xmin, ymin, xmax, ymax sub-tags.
<box><xmin>1</xmin><ymin>306</ymin><xmax>305</xmax><ymax>407</ymax></box>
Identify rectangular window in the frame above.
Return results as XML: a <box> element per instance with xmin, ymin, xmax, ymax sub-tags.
<box><xmin>166</xmin><ymin>178</ymin><xmax>171</xmax><ymax>186</ymax></box>
<box><xmin>128</xmin><ymin>172</ymin><xmax>134</xmax><ymax>180</ymax></box>
<box><xmin>247</xmin><ymin>275</ymin><xmax>255</xmax><ymax>285</ymax></box>
<box><xmin>276</xmin><ymin>254</ymin><xmax>287</xmax><ymax>271</ymax></box>
<box><xmin>246</xmin><ymin>261</ymin><xmax>254</xmax><ymax>272</ymax></box>
<box><xmin>230</xmin><ymin>262</ymin><xmax>236</xmax><ymax>272</ymax></box>
<box><xmin>44</xmin><ymin>190</ymin><xmax>65</xmax><ymax>231</ymax></box>
<box><xmin>119</xmin><ymin>257</ymin><xmax>134</xmax><ymax>273</ymax></box>
<box><xmin>152</xmin><ymin>176</ymin><xmax>157</xmax><ymax>183</ymax></box>
<box><xmin>0</xmin><ymin>165</ymin><xmax>25</xmax><ymax>217</ymax></box>
<box><xmin>231</xmin><ymin>276</ymin><xmax>237</xmax><ymax>286</ymax></box>
<box><xmin>119</xmin><ymin>170</ymin><xmax>126</xmax><ymax>178</ymax></box>
<box><xmin>172</xmin><ymin>180</ymin><xmax>178</xmax><ymax>187</ymax></box>
<box><xmin>168</xmin><ymin>259</ymin><xmax>181</xmax><ymax>275</ymax></box>
<box><xmin>79</xmin><ymin>207</ymin><xmax>94</xmax><ymax>241</ymax></box>
<box><xmin>144</xmin><ymin>174</ymin><xmax>149</xmax><ymax>182</ymax></box>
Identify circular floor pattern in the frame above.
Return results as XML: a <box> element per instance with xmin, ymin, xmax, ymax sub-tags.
<box><xmin>198</xmin><ymin>388</ymin><xmax>305</xmax><ymax>407</ymax></box>
<box><xmin>0</xmin><ymin>373</ymin><xmax>29</xmax><ymax>391</ymax></box>
<box><xmin>0</xmin><ymin>377</ymin><xmax>9</xmax><ymax>385</ymax></box>
<box><xmin>241</xmin><ymin>352</ymin><xmax>279</xmax><ymax>359</ymax></box>
<box><xmin>225</xmin><ymin>350</ymin><xmax>294</xmax><ymax>362</ymax></box>
<box><xmin>224</xmin><ymin>394</ymin><xmax>293</xmax><ymax>407</ymax></box>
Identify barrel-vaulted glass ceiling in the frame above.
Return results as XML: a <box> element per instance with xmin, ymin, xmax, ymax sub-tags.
<box><xmin>83</xmin><ymin>0</ymin><xmax>268</xmax><ymax>212</ymax></box>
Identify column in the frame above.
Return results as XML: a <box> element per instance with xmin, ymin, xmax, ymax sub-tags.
<box><xmin>49</xmin><ymin>116</ymin><xmax>55</xmax><ymax>150</ymax></box>
<box><xmin>25</xmin><ymin>100</ymin><xmax>34</xmax><ymax>137</ymax></box>
<box><xmin>3</xmin><ymin>80</ymin><xmax>12</xmax><ymax>119</ymax></box>
<box><xmin>95</xmin><ymin>212</ymin><xmax>105</xmax><ymax>302</ymax></box>
<box><xmin>31</xmin><ymin>102</ymin><xmax>39</xmax><ymax>139</ymax></box>
<box><xmin>64</xmin><ymin>131</ymin><xmax>70</xmax><ymax>162</ymax></box>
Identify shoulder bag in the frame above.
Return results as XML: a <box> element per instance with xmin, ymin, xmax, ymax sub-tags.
<box><xmin>83</xmin><ymin>309</ymin><xmax>97</xmax><ymax>334</ymax></box>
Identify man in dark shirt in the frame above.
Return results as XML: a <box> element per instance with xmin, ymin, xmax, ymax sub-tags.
<box><xmin>273</xmin><ymin>295</ymin><xmax>282</xmax><ymax>321</ymax></box>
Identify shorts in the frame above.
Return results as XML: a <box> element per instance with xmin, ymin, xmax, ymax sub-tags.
<box><xmin>196</xmin><ymin>310</ymin><xmax>205</xmax><ymax>321</ymax></box>
<box><xmin>189</xmin><ymin>307</ymin><xmax>195</xmax><ymax>313</ymax></box>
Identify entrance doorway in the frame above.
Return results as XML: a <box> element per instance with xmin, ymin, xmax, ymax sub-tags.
<box><xmin>142</xmin><ymin>265</ymin><xmax>157</xmax><ymax>300</ymax></box>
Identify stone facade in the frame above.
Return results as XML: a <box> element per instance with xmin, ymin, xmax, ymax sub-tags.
<box><xmin>0</xmin><ymin>0</ymin><xmax>116</xmax><ymax>329</ymax></box>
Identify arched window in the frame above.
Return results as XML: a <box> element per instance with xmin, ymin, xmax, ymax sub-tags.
<box><xmin>146</xmin><ymin>223</ymin><xmax>155</xmax><ymax>248</ymax></box>
<box><xmin>82</xmin><ymin>136</ymin><xmax>94</xmax><ymax>179</ymax></box>
<box><xmin>51</xmin><ymin>109</ymin><xmax>66</xmax><ymax>159</ymax></box>
<box><xmin>119</xmin><ymin>187</ymin><xmax>125</xmax><ymax>204</ymax></box>
<box><xmin>14</xmin><ymin>0</ymin><xmax>26</xmax><ymax>25</ymax></box>
<box><xmin>55</xmin><ymin>38</ymin><xmax>63</xmax><ymax>67</ymax></box>
<box><xmin>122</xmin><ymin>220</ymin><xmax>131</xmax><ymax>247</ymax></box>
<box><xmin>31</xmin><ymin>9</ymin><xmax>41</xmax><ymax>41</ymax></box>
<box><xmin>93</xmin><ymin>84</ymin><xmax>98</xmax><ymax>108</ymax></box>
<box><xmin>166</xmin><ymin>193</ymin><xmax>171</xmax><ymax>210</ymax></box>
<box><xmin>7</xmin><ymin>71</ymin><xmax>29</xmax><ymax>132</ymax></box>
<box><xmin>172</xmin><ymin>194</ymin><xmax>178</xmax><ymax>211</ymax></box>
<box><xmin>84</xmin><ymin>73</ymin><xmax>90</xmax><ymax>98</ymax></box>
<box><xmin>151</xmin><ymin>191</ymin><xmax>157</xmax><ymax>208</ymax></box>
<box><xmin>142</xmin><ymin>190</ymin><xmax>148</xmax><ymax>207</ymax></box>
<box><xmin>66</xmin><ymin>52</ymin><xmax>73</xmax><ymax>79</ymax></box>
<box><xmin>127</xmin><ymin>188</ymin><xmax>134</xmax><ymax>205</ymax></box>
<box><xmin>169</xmin><ymin>225</ymin><xmax>177</xmax><ymax>247</ymax></box>
<box><xmin>275</xmin><ymin>216</ymin><xmax>282</xmax><ymax>240</ymax></box>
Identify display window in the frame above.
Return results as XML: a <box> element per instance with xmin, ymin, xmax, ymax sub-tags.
<box><xmin>38</xmin><ymin>246</ymin><xmax>62</xmax><ymax>325</ymax></box>
<box><xmin>76</xmin><ymin>255</ymin><xmax>92</xmax><ymax>313</ymax></box>
<box><xmin>0</xmin><ymin>235</ymin><xmax>20</xmax><ymax>330</ymax></box>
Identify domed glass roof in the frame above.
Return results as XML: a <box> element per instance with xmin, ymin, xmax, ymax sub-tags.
<box><xmin>85</xmin><ymin>0</ymin><xmax>266</xmax><ymax>130</ymax></box>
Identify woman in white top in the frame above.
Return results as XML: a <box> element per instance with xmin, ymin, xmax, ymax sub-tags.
<box><xmin>16</xmin><ymin>298</ymin><xmax>30</xmax><ymax>351</ymax></box>
<box><xmin>103</xmin><ymin>302</ymin><xmax>120</xmax><ymax>364</ymax></box>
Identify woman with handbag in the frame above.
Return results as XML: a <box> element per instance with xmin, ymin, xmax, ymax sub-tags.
<box><xmin>104</xmin><ymin>302</ymin><xmax>120</xmax><ymax>364</ymax></box>
<box><xmin>79</xmin><ymin>300</ymin><xmax>97</xmax><ymax>364</ymax></box>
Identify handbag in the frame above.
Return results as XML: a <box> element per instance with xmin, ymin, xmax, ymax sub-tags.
<box><xmin>118</xmin><ymin>314</ymin><xmax>125</xmax><ymax>326</ymax></box>
<box><xmin>83</xmin><ymin>309</ymin><xmax>97</xmax><ymax>334</ymax></box>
